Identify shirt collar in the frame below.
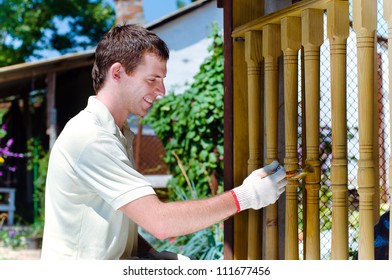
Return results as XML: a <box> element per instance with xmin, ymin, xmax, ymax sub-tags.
<box><xmin>84</xmin><ymin>96</ymin><xmax>118</xmax><ymax>134</ymax></box>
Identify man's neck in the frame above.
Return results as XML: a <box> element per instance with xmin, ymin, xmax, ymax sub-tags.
<box><xmin>96</xmin><ymin>92</ymin><xmax>127</xmax><ymax>131</ymax></box>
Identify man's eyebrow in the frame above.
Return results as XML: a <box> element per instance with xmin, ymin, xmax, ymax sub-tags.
<box><xmin>150</xmin><ymin>75</ymin><xmax>166</xmax><ymax>79</ymax></box>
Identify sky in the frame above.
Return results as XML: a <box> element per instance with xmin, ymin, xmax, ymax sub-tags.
<box><xmin>106</xmin><ymin>0</ymin><xmax>194</xmax><ymax>23</ymax></box>
<box><xmin>32</xmin><ymin>0</ymin><xmax>194</xmax><ymax>60</ymax></box>
<box><xmin>143</xmin><ymin>0</ymin><xmax>193</xmax><ymax>23</ymax></box>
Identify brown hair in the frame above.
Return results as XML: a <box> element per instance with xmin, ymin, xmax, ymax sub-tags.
<box><xmin>91</xmin><ymin>24</ymin><xmax>169</xmax><ymax>93</ymax></box>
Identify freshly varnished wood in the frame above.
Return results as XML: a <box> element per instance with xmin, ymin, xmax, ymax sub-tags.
<box><xmin>263</xmin><ymin>24</ymin><xmax>281</xmax><ymax>260</ymax></box>
<box><xmin>353</xmin><ymin>0</ymin><xmax>377</xmax><ymax>260</ymax></box>
<box><xmin>327</xmin><ymin>0</ymin><xmax>349</xmax><ymax>260</ymax></box>
<box><xmin>281</xmin><ymin>16</ymin><xmax>301</xmax><ymax>260</ymax></box>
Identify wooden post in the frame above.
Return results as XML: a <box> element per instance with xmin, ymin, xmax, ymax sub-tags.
<box><xmin>353</xmin><ymin>0</ymin><xmax>377</xmax><ymax>260</ymax></box>
<box><xmin>327</xmin><ymin>0</ymin><xmax>349</xmax><ymax>260</ymax></box>
<box><xmin>301</xmin><ymin>8</ymin><xmax>324</xmax><ymax>260</ymax></box>
<box><xmin>383</xmin><ymin>0</ymin><xmax>392</xmax><ymax>260</ymax></box>
<box><xmin>281</xmin><ymin>16</ymin><xmax>301</xmax><ymax>260</ymax></box>
<box><xmin>221</xmin><ymin>0</ymin><xmax>234</xmax><ymax>260</ymax></box>
<box><xmin>233</xmin><ymin>37</ymin><xmax>249</xmax><ymax>260</ymax></box>
<box><xmin>232</xmin><ymin>0</ymin><xmax>265</xmax><ymax>261</ymax></box>
<box><xmin>263</xmin><ymin>23</ymin><xmax>281</xmax><ymax>260</ymax></box>
<box><xmin>244</xmin><ymin>30</ymin><xmax>264</xmax><ymax>260</ymax></box>
<box><xmin>46</xmin><ymin>72</ymin><xmax>57</xmax><ymax>150</ymax></box>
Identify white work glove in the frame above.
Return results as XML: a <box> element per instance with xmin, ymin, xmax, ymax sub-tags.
<box><xmin>230</xmin><ymin>161</ymin><xmax>287</xmax><ymax>212</ymax></box>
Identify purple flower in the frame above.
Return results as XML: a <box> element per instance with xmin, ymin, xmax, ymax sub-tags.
<box><xmin>8</xmin><ymin>166</ymin><xmax>16</xmax><ymax>172</ymax></box>
<box><xmin>8</xmin><ymin>229</ymin><xmax>16</xmax><ymax>238</ymax></box>
<box><xmin>6</xmin><ymin>138</ymin><xmax>14</xmax><ymax>147</ymax></box>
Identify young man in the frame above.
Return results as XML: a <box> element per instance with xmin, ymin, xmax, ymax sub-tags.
<box><xmin>41</xmin><ymin>24</ymin><xmax>287</xmax><ymax>260</ymax></box>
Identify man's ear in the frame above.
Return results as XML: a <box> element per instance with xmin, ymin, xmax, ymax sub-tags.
<box><xmin>110</xmin><ymin>62</ymin><xmax>123</xmax><ymax>82</ymax></box>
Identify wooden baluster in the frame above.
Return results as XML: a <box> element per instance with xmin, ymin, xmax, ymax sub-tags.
<box><xmin>281</xmin><ymin>16</ymin><xmax>301</xmax><ymax>260</ymax></box>
<box><xmin>327</xmin><ymin>0</ymin><xmax>349</xmax><ymax>260</ymax></box>
<box><xmin>301</xmin><ymin>8</ymin><xmax>324</xmax><ymax>260</ymax></box>
<box><xmin>244</xmin><ymin>30</ymin><xmax>264</xmax><ymax>260</ymax></box>
<box><xmin>383</xmin><ymin>0</ymin><xmax>392</xmax><ymax>260</ymax></box>
<box><xmin>263</xmin><ymin>24</ymin><xmax>281</xmax><ymax>260</ymax></box>
<box><xmin>353</xmin><ymin>0</ymin><xmax>377</xmax><ymax>260</ymax></box>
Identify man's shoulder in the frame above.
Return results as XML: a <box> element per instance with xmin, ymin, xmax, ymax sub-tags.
<box><xmin>64</xmin><ymin>110</ymin><xmax>98</xmax><ymax>134</ymax></box>
<box><xmin>55</xmin><ymin>110</ymin><xmax>105</xmax><ymax>148</ymax></box>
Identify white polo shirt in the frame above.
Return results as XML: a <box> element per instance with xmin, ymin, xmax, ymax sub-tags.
<box><xmin>41</xmin><ymin>96</ymin><xmax>156</xmax><ymax>259</ymax></box>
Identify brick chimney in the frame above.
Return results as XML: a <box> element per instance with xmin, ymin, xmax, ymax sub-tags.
<box><xmin>114</xmin><ymin>0</ymin><xmax>145</xmax><ymax>25</ymax></box>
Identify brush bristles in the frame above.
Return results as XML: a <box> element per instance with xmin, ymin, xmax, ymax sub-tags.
<box><xmin>286</xmin><ymin>165</ymin><xmax>313</xmax><ymax>179</ymax></box>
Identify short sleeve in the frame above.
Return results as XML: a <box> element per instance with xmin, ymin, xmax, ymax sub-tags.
<box><xmin>75</xmin><ymin>133</ymin><xmax>156</xmax><ymax>209</ymax></box>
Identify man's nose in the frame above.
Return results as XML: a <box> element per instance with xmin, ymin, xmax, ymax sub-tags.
<box><xmin>155</xmin><ymin>81</ymin><xmax>165</xmax><ymax>98</ymax></box>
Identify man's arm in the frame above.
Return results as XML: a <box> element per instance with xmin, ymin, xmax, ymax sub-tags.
<box><xmin>120</xmin><ymin>191</ymin><xmax>236</xmax><ymax>240</ymax></box>
<box><xmin>120</xmin><ymin>161</ymin><xmax>286</xmax><ymax>240</ymax></box>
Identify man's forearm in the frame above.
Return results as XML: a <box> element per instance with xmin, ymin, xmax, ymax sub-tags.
<box><xmin>121</xmin><ymin>192</ymin><xmax>237</xmax><ymax>240</ymax></box>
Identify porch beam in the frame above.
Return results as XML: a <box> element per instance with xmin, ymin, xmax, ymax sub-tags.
<box><xmin>232</xmin><ymin>0</ymin><xmax>329</xmax><ymax>38</ymax></box>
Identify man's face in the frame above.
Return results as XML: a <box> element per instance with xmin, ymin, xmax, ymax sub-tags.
<box><xmin>120</xmin><ymin>53</ymin><xmax>167</xmax><ymax>117</ymax></box>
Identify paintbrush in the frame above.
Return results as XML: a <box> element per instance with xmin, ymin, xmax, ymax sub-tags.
<box><xmin>286</xmin><ymin>165</ymin><xmax>314</xmax><ymax>179</ymax></box>
<box><xmin>257</xmin><ymin>164</ymin><xmax>313</xmax><ymax>179</ymax></box>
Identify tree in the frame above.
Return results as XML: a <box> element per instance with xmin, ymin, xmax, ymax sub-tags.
<box><xmin>0</xmin><ymin>0</ymin><xmax>115</xmax><ymax>67</ymax></box>
<box><xmin>176</xmin><ymin>0</ymin><xmax>198</xmax><ymax>9</ymax></box>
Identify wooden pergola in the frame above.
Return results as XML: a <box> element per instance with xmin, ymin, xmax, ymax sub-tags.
<box><xmin>220</xmin><ymin>0</ymin><xmax>392</xmax><ymax>260</ymax></box>
<box><xmin>0</xmin><ymin>50</ymin><xmax>95</xmax><ymax>149</ymax></box>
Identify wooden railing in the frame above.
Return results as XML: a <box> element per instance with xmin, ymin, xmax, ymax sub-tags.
<box><xmin>231</xmin><ymin>0</ymin><xmax>391</xmax><ymax>260</ymax></box>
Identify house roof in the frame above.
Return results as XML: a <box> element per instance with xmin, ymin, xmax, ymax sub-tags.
<box><xmin>0</xmin><ymin>50</ymin><xmax>95</xmax><ymax>93</ymax></box>
<box><xmin>0</xmin><ymin>0</ymin><xmax>216</xmax><ymax>98</ymax></box>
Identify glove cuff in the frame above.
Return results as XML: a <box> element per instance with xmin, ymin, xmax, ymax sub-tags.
<box><xmin>231</xmin><ymin>186</ymin><xmax>251</xmax><ymax>212</ymax></box>
<box><xmin>230</xmin><ymin>190</ymin><xmax>241</xmax><ymax>212</ymax></box>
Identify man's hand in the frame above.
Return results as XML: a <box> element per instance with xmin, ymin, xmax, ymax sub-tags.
<box><xmin>231</xmin><ymin>161</ymin><xmax>287</xmax><ymax>212</ymax></box>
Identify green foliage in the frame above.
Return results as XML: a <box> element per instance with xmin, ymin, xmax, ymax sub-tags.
<box><xmin>26</xmin><ymin>137</ymin><xmax>49</xmax><ymax>235</ymax></box>
<box><xmin>176</xmin><ymin>0</ymin><xmax>198</xmax><ymax>9</ymax></box>
<box><xmin>143</xmin><ymin>23</ymin><xmax>224</xmax><ymax>201</ymax></box>
<box><xmin>142</xmin><ymin>223</ymin><xmax>224</xmax><ymax>260</ymax></box>
<box><xmin>0</xmin><ymin>0</ymin><xmax>115</xmax><ymax>66</ymax></box>
<box><xmin>0</xmin><ymin>226</ymin><xmax>31</xmax><ymax>249</ymax></box>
